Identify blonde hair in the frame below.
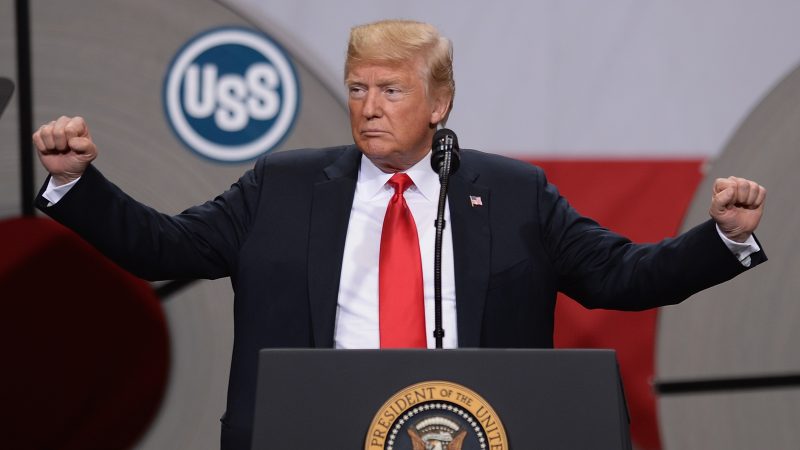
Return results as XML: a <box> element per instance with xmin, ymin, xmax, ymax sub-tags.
<box><xmin>345</xmin><ymin>20</ymin><xmax>455</xmax><ymax>123</ymax></box>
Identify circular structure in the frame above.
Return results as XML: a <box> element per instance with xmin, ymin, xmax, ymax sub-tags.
<box><xmin>365</xmin><ymin>381</ymin><xmax>508</xmax><ymax>450</ymax></box>
<box><xmin>163</xmin><ymin>26</ymin><xmax>300</xmax><ymax>162</ymax></box>
<box><xmin>656</xmin><ymin>62</ymin><xmax>800</xmax><ymax>449</ymax></box>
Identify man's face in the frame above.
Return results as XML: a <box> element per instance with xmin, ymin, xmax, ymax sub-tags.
<box><xmin>346</xmin><ymin>59</ymin><xmax>447</xmax><ymax>173</ymax></box>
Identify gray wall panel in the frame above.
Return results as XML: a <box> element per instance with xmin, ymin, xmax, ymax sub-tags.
<box><xmin>658</xmin><ymin>63</ymin><xmax>800</xmax><ymax>380</ymax></box>
<box><xmin>30</xmin><ymin>0</ymin><xmax>350</xmax><ymax>214</ymax></box>
<box><xmin>0</xmin><ymin>1</ymin><xmax>20</xmax><ymax>219</ymax></box>
<box><xmin>136</xmin><ymin>278</ymin><xmax>234</xmax><ymax>450</ymax></box>
<box><xmin>657</xmin><ymin>64</ymin><xmax>800</xmax><ymax>448</ymax></box>
<box><xmin>26</xmin><ymin>1</ymin><xmax>350</xmax><ymax>448</ymax></box>
<box><xmin>660</xmin><ymin>389</ymin><xmax>800</xmax><ymax>450</ymax></box>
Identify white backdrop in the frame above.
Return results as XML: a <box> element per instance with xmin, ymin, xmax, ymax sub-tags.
<box><xmin>224</xmin><ymin>0</ymin><xmax>800</xmax><ymax>157</ymax></box>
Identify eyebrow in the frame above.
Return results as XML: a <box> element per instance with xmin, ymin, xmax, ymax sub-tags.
<box><xmin>345</xmin><ymin>76</ymin><xmax>406</xmax><ymax>87</ymax></box>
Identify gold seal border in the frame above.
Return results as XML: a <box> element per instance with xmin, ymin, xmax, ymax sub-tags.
<box><xmin>364</xmin><ymin>380</ymin><xmax>508</xmax><ymax>449</ymax></box>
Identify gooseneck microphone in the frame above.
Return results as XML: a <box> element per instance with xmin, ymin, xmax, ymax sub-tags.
<box><xmin>431</xmin><ymin>128</ymin><xmax>460</xmax><ymax>176</ymax></box>
<box><xmin>430</xmin><ymin>128</ymin><xmax>460</xmax><ymax>349</ymax></box>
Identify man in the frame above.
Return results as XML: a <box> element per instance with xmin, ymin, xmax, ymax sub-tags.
<box><xmin>32</xmin><ymin>20</ymin><xmax>765</xmax><ymax>450</ymax></box>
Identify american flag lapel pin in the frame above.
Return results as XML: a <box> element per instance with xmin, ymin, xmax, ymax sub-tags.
<box><xmin>469</xmin><ymin>195</ymin><xmax>483</xmax><ymax>207</ymax></box>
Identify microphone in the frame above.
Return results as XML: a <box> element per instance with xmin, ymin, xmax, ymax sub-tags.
<box><xmin>430</xmin><ymin>128</ymin><xmax>460</xmax><ymax>349</ymax></box>
<box><xmin>430</xmin><ymin>128</ymin><xmax>460</xmax><ymax>175</ymax></box>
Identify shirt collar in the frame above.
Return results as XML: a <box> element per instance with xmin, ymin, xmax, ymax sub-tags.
<box><xmin>357</xmin><ymin>151</ymin><xmax>439</xmax><ymax>202</ymax></box>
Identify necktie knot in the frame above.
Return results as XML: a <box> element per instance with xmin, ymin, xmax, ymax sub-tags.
<box><xmin>388</xmin><ymin>173</ymin><xmax>413</xmax><ymax>195</ymax></box>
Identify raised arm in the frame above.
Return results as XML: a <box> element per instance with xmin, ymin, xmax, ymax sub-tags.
<box><xmin>32</xmin><ymin>116</ymin><xmax>261</xmax><ymax>281</ymax></box>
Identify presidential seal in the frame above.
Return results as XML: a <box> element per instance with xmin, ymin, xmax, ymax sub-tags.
<box><xmin>365</xmin><ymin>381</ymin><xmax>508</xmax><ymax>450</ymax></box>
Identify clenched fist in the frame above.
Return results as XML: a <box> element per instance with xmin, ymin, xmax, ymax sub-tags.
<box><xmin>32</xmin><ymin>116</ymin><xmax>97</xmax><ymax>186</ymax></box>
<box><xmin>709</xmin><ymin>176</ymin><xmax>766</xmax><ymax>242</ymax></box>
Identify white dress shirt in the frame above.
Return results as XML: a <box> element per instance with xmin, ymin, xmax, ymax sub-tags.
<box><xmin>333</xmin><ymin>151</ymin><xmax>458</xmax><ymax>349</ymax></box>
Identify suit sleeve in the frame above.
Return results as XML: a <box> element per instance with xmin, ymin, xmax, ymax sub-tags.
<box><xmin>35</xmin><ymin>159</ymin><xmax>265</xmax><ymax>281</ymax></box>
<box><xmin>535</xmin><ymin>169</ymin><xmax>767</xmax><ymax>310</ymax></box>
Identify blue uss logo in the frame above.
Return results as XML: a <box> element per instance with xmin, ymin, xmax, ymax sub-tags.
<box><xmin>163</xmin><ymin>27</ymin><xmax>300</xmax><ymax>162</ymax></box>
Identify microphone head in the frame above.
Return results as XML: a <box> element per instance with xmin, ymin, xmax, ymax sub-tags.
<box><xmin>431</xmin><ymin>128</ymin><xmax>460</xmax><ymax>175</ymax></box>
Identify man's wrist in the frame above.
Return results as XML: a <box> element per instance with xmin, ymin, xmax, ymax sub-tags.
<box><xmin>51</xmin><ymin>174</ymin><xmax>80</xmax><ymax>187</ymax></box>
<box><xmin>42</xmin><ymin>175</ymin><xmax>81</xmax><ymax>206</ymax></box>
<box><xmin>716</xmin><ymin>224</ymin><xmax>760</xmax><ymax>267</ymax></box>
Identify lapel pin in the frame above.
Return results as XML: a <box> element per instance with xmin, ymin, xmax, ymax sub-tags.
<box><xmin>469</xmin><ymin>195</ymin><xmax>483</xmax><ymax>207</ymax></box>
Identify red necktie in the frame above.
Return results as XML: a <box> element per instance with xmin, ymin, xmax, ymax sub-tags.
<box><xmin>379</xmin><ymin>173</ymin><xmax>426</xmax><ymax>348</ymax></box>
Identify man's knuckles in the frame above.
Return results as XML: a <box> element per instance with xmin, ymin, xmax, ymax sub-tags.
<box><xmin>746</xmin><ymin>185</ymin><xmax>760</xmax><ymax>205</ymax></box>
<box><xmin>41</xmin><ymin>128</ymin><xmax>56</xmax><ymax>149</ymax></box>
<box><xmin>53</xmin><ymin>130</ymin><xmax>67</xmax><ymax>150</ymax></box>
<box><xmin>713</xmin><ymin>177</ymin><xmax>736</xmax><ymax>193</ymax></box>
<box><xmin>713</xmin><ymin>186</ymin><xmax>735</xmax><ymax>206</ymax></box>
<box><xmin>65</xmin><ymin>117</ymin><xmax>88</xmax><ymax>137</ymax></box>
<box><xmin>68</xmin><ymin>136</ymin><xmax>95</xmax><ymax>153</ymax></box>
<box><xmin>736</xmin><ymin>182</ymin><xmax>751</xmax><ymax>201</ymax></box>
<box><xmin>756</xmin><ymin>187</ymin><xmax>767</xmax><ymax>206</ymax></box>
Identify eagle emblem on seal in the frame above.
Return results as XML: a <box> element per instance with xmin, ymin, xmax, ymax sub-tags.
<box><xmin>407</xmin><ymin>416</ymin><xmax>467</xmax><ymax>450</ymax></box>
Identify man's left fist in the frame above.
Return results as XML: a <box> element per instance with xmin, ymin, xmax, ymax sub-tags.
<box><xmin>709</xmin><ymin>176</ymin><xmax>766</xmax><ymax>242</ymax></box>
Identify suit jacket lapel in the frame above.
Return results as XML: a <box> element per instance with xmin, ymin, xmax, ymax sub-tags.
<box><xmin>308</xmin><ymin>147</ymin><xmax>361</xmax><ymax>347</ymax></box>
<box><xmin>448</xmin><ymin>166</ymin><xmax>490</xmax><ymax>347</ymax></box>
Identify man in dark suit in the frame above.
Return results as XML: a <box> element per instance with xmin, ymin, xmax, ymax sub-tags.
<box><xmin>32</xmin><ymin>20</ymin><xmax>766</xmax><ymax>450</ymax></box>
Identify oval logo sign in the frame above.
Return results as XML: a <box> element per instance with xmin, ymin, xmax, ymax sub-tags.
<box><xmin>365</xmin><ymin>381</ymin><xmax>508</xmax><ymax>450</ymax></box>
<box><xmin>163</xmin><ymin>27</ymin><xmax>300</xmax><ymax>162</ymax></box>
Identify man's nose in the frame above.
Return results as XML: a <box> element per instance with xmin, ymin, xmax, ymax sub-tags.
<box><xmin>362</xmin><ymin>90</ymin><xmax>383</xmax><ymax>118</ymax></box>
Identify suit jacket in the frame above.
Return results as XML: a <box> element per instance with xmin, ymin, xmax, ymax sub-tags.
<box><xmin>37</xmin><ymin>145</ymin><xmax>765</xmax><ymax>449</ymax></box>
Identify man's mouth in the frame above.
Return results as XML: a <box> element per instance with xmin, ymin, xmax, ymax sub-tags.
<box><xmin>361</xmin><ymin>129</ymin><xmax>388</xmax><ymax>137</ymax></box>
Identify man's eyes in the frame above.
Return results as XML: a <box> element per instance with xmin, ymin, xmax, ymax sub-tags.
<box><xmin>348</xmin><ymin>86</ymin><xmax>366</xmax><ymax>97</ymax></box>
<box><xmin>384</xmin><ymin>87</ymin><xmax>406</xmax><ymax>98</ymax></box>
<box><xmin>347</xmin><ymin>86</ymin><xmax>404</xmax><ymax>98</ymax></box>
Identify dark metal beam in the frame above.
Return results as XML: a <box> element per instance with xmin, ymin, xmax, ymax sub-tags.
<box><xmin>655</xmin><ymin>374</ymin><xmax>800</xmax><ymax>395</ymax></box>
<box><xmin>15</xmin><ymin>0</ymin><xmax>34</xmax><ymax>216</ymax></box>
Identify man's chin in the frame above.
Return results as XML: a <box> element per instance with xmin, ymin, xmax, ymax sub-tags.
<box><xmin>362</xmin><ymin>154</ymin><xmax>401</xmax><ymax>173</ymax></box>
<box><xmin>357</xmin><ymin>141</ymin><xmax>393</xmax><ymax>159</ymax></box>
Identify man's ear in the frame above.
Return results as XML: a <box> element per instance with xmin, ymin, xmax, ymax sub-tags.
<box><xmin>430</xmin><ymin>90</ymin><xmax>452</xmax><ymax>126</ymax></box>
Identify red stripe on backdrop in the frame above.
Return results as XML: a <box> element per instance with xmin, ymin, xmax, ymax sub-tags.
<box><xmin>525</xmin><ymin>159</ymin><xmax>705</xmax><ymax>450</ymax></box>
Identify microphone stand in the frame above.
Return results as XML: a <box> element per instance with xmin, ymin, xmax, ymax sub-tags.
<box><xmin>433</xmin><ymin>136</ymin><xmax>455</xmax><ymax>349</ymax></box>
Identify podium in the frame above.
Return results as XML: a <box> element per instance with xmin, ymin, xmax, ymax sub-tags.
<box><xmin>251</xmin><ymin>349</ymin><xmax>632</xmax><ymax>449</ymax></box>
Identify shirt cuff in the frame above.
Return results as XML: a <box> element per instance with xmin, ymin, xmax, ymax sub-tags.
<box><xmin>716</xmin><ymin>223</ymin><xmax>761</xmax><ymax>267</ymax></box>
<box><xmin>42</xmin><ymin>176</ymin><xmax>80</xmax><ymax>206</ymax></box>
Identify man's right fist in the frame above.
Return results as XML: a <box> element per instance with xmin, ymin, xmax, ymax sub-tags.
<box><xmin>32</xmin><ymin>116</ymin><xmax>97</xmax><ymax>186</ymax></box>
